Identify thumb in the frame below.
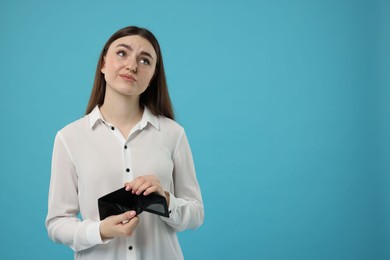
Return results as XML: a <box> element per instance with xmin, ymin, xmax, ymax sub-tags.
<box><xmin>114</xmin><ymin>211</ymin><xmax>137</xmax><ymax>224</ymax></box>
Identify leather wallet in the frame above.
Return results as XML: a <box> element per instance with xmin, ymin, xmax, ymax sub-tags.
<box><xmin>98</xmin><ymin>187</ymin><xmax>169</xmax><ymax>220</ymax></box>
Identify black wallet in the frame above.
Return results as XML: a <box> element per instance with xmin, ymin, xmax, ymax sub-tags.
<box><xmin>98</xmin><ymin>187</ymin><xmax>170</xmax><ymax>220</ymax></box>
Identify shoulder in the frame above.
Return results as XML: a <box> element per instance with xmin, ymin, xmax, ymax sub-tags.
<box><xmin>57</xmin><ymin>115</ymin><xmax>89</xmax><ymax>138</ymax></box>
<box><xmin>158</xmin><ymin>116</ymin><xmax>184</xmax><ymax>136</ymax></box>
<box><xmin>154</xmin><ymin>116</ymin><xmax>188</xmax><ymax>148</ymax></box>
<box><xmin>155</xmin><ymin>117</ymin><xmax>189</xmax><ymax>153</ymax></box>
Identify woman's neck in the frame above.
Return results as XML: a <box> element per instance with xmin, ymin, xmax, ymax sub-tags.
<box><xmin>100</xmin><ymin>92</ymin><xmax>143</xmax><ymax>138</ymax></box>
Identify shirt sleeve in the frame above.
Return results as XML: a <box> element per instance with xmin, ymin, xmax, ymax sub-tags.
<box><xmin>162</xmin><ymin>130</ymin><xmax>204</xmax><ymax>231</ymax></box>
<box><xmin>45</xmin><ymin>132</ymin><xmax>106</xmax><ymax>252</ymax></box>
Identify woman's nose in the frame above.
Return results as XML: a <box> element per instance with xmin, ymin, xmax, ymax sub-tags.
<box><xmin>126</xmin><ymin>58</ymin><xmax>137</xmax><ymax>73</ymax></box>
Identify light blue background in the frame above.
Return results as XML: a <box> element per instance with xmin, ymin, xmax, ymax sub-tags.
<box><xmin>0</xmin><ymin>0</ymin><xmax>389</xmax><ymax>259</ymax></box>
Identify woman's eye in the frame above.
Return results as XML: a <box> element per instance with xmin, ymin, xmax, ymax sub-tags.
<box><xmin>139</xmin><ymin>58</ymin><xmax>150</xmax><ymax>65</ymax></box>
<box><xmin>117</xmin><ymin>50</ymin><xmax>126</xmax><ymax>57</ymax></box>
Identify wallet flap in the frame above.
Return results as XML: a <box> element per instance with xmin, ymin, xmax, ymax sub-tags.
<box><xmin>98</xmin><ymin>200</ymin><xmax>135</xmax><ymax>220</ymax></box>
<box><xmin>139</xmin><ymin>195</ymin><xmax>169</xmax><ymax>217</ymax></box>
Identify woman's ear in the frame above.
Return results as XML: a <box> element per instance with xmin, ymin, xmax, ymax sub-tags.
<box><xmin>101</xmin><ymin>57</ymin><xmax>106</xmax><ymax>74</ymax></box>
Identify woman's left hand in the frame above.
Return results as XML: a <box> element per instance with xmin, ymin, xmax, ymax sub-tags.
<box><xmin>124</xmin><ymin>175</ymin><xmax>166</xmax><ymax>197</ymax></box>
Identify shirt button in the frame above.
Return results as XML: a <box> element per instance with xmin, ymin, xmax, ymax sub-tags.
<box><xmin>128</xmin><ymin>245</ymin><xmax>133</xmax><ymax>250</ymax></box>
<box><xmin>111</xmin><ymin>126</ymin><xmax>115</xmax><ymax>130</ymax></box>
<box><xmin>124</xmin><ymin>145</ymin><xmax>128</xmax><ymax>149</ymax></box>
<box><xmin>126</xmin><ymin>168</ymin><xmax>130</xmax><ymax>172</ymax></box>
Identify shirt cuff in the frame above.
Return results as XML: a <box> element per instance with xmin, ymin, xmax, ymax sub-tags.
<box><xmin>166</xmin><ymin>192</ymin><xmax>178</xmax><ymax>222</ymax></box>
<box><xmin>86</xmin><ymin>221</ymin><xmax>113</xmax><ymax>245</ymax></box>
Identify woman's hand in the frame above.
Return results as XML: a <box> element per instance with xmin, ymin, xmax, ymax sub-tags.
<box><xmin>124</xmin><ymin>175</ymin><xmax>166</xmax><ymax>197</ymax></box>
<box><xmin>100</xmin><ymin>211</ymin><xmax>139</xmax><ymax>240</ymax></box>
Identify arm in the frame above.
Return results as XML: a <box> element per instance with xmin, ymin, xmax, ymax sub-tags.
<box><xmin>162</xmin><ymin>130</ymin><xmax>204</xmax><ymax>232</ymax></box>
<box><xmin>45</xmin><ymin>133</ymin><xmax>139</xmax><ymax>251</ymax></box>
<box><xmin>45</xmin><ymin>132</ymin><xmax>104</xmax><ymax>252</ymax></box>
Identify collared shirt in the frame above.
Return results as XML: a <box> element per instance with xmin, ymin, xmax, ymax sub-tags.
<box><xmin>46</xmin><ymin>106</ymin><xmax>204</xmax><ymax>260</ymax></box>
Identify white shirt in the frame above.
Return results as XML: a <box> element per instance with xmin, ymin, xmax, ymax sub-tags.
<box><xmin>46</xmin><ymin>106</ymin><xmax>204</xmax><ymax>260</ymax></box>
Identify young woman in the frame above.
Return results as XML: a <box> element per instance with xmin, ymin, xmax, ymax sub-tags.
<box><xmin>46</xmin><ymin>26</ymin><xmax>204</xmax><ymax>260</ymax></box>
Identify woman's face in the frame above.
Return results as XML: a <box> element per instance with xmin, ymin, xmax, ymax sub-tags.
<box><xmin>101</xmin><ymin>35</ymin><xmax>157</xmax><ymax>99</ymax></box>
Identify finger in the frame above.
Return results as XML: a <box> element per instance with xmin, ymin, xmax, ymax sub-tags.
<box><xmin>113</xmin><ymin>210</ymin><xmax>136</xmax><ymax>224</ymax></box>
<box><xmin>143</xmin><ymin>186</ymin><xmax>158</xmax><ymax>196</ymax></box>
<box><xmin>124</xmin><ymin>179</ymin><xmax>141</xmax><ymax>191</ymax></box>
<box><xmin>122</xmin><ymin>216</ymin><xmax>139</xmax><ymax>236</ymax></box>
<box><xmin>130</xmin><ymin>177</ymin><xmax>148</xmax><ymax>194</ymax></box>
<box><xmin>134</xmin><ymin>181</ymin><xmax>154</xmax><ymax>195</ymax></box>
<box><xmin>124</xmin><ymin>215</ymin><xmax>139</xmax><ymax>227</ymax></box>
<box><xmin>124</xmin><ymin>182</ymin><xmax>132</xmax><ymax>191</ymax></box>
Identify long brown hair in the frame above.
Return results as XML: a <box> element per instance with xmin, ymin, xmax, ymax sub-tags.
<box><xmin>85</xmin><ymin>26</ymin><xmax>174</xmax><ymax>120</ymax></box>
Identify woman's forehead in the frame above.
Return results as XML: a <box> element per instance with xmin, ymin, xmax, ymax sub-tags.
<box><xmin>110</xmin><ymin>35</ymin><xmax>157</xmax><ymax>57</ymax></box>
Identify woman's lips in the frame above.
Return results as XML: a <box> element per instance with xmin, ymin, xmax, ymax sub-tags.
<box><xmin>119</xmin><ymin>74</ymin><xmax>136</xmax><ymax>82</ymax></box>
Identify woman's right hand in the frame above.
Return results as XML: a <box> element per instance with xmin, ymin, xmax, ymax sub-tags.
<box><xmin>99</xmin><ymin>211</ymin><xmax>139</xmax><ymax>240</ymax></box>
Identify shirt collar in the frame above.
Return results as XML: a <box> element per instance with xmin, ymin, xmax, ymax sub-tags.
<box><xmin>140</xmin><ymin>106</ymin><xmax>160</xmax><ymax>130</ymax></box>
<box><xmin>88</xmin><ymin>105</ymin><xmax>160</xmax><ymax>130</ymax></box>
<box><xmin>89</xmin><ymin>106</ymin><xmax>103</xmax><ymax>129</ymax></box>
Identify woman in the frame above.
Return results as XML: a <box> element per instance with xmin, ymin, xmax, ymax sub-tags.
<box><xmin>46</xmin><ymin>26</ymin><xmax>204</xmax><ymax>260</ymax></box>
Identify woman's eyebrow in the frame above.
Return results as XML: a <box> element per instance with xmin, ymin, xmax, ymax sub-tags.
<box><xmin>116</xmin><ymin>43</ymin><xmax>154</xmax><ymax>60</ymax></box>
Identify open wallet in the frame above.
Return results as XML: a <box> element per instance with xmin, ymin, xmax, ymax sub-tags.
<box><xmin>98</xmin><ymin>187</ymin><xmax>170</xmax><ymax>220</ymax></box>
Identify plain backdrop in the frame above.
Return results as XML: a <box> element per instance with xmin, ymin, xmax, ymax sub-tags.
<box><xmin>0</xmin><ymin>0</ymin><xmax>389</xmax><ymax>259</ymax></box>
